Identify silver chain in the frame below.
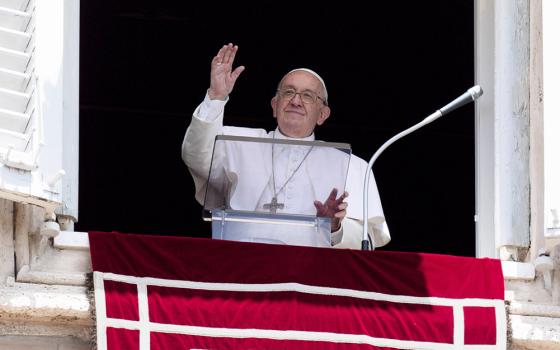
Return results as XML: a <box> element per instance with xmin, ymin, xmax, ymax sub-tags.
<box><xmin>271</xmin><ymin>131</ymin><xmax>314</xmax><ymax>199</ymax></box>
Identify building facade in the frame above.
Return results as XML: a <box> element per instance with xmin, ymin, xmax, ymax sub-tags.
<box><xmin>1</xmin><ymin>0</ymin><xmax>559</xmax><ymax>348</ymax></box>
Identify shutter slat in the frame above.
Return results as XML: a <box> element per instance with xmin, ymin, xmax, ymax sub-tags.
<box><xmin>0</xmin><ymin>6</ymin><xmax>31</xmax><ymax>32</ymax></box>
<box><xmin>0</xmin><ymin>107</ymin><xmax>29</xmax><ymax>132</ymax></box>
<box><xmin>0</xmin><ymin>0</ymin><xmax>29</xmax><ymax>12</ymax></box>
<box><xmin>0</xmin><ymin>66</ymin><xmax>29</xmax><ymax>91</ymax></box>
<box><xmin>0</xmin><ymin>27</ymin><xmax>31</xmax><ymax>52</ymax></box>
<box><xmin>0</xmin><ymin>46</ymin><xmax>30</xmax><ymax>72</ymax></box>
<box><xmin>0</xmin><ymin>126</ymin><xmax>28</xmax><ymax>150</ymax></box>
<box><xmin>0</xmin><ymin>86</ymin><xmax>30</xmax><ymax>112</ymax></box>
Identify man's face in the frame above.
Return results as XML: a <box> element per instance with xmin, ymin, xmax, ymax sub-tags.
<box><xmin>271</xmin><ymin>71</ymin><xmax>331</xmax><ymax>138</ymax></box>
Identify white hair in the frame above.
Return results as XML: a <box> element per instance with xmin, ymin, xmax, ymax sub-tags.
<box><xmin>279</xmin><ymin>68</ymin><xmax>328</xmax><ymax>104</ymax></box>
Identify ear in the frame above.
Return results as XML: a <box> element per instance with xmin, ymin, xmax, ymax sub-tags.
<box><xmin>316</xmin><ymin>106</ymin><xmax>331</xmax><ymax>126</ymax></box>
<box><xmin>271</xmin><ymin>96</ymin><xmax>278</xmax><ymax>118</ymax></box>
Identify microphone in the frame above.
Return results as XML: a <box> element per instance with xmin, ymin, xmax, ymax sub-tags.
<box><xmin>439</xmin><ymin>86</ymin><xmax>483</xmax><ymax>116</ymax></box>
<box><xmin>361</xmin><ymin>86</ymin><xmax>484</xmax><ymax>251</ymax></box>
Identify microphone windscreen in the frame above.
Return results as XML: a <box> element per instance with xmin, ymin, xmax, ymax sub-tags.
<box><xmin>468</xmin><ymin>85</ymin><xmax>483</xmax><ymax>100</ymax></box>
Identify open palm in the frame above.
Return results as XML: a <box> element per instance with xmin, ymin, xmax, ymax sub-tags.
<box><xmin>208</xmin><ymin>44</ymin><xmax>245</xmax><ymax>100</ymax></box>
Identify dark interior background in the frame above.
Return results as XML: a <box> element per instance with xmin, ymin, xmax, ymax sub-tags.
<box><xmin>77</xmin><ymin>1</ymin><xmax>475</xmax><ymax>256</ymax></box>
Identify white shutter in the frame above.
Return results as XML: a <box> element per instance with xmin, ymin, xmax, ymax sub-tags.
<box><xmin>0</xmin><ymin>0</ymin><xmax>39</xmax><ymax>171</ymax></box>
<box><xmin>0</xmin><ymin>0</ymin><xmax>79</xmax><ymax>219</ymax></box>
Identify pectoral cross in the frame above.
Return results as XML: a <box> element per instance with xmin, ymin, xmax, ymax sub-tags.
<box><xmin>263</xmin><ymin>196</ymin><xmax>284</xmax><ymax>213</ymax></box>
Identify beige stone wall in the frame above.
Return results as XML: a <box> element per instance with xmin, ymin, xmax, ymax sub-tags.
<box><xmin>0</xmin><ymin>200</ymin><xmax>93</xmax><ymax>346</ymax></box>
<box><xmin>0</xmin><ymin>336</ymin><xmax>90</xmax><ymax>350</ymax></box>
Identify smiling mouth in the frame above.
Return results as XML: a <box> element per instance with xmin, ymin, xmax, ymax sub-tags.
<box><xmin>284</xmin><ymin>109</ymin><xmax>305</xmax><ymax>116</ymax></box>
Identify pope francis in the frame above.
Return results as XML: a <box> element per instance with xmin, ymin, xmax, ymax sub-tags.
<box><xmin>182</xmin><ymin>43</ymin><xmax>390</xmax><ymax>249</ymax></box>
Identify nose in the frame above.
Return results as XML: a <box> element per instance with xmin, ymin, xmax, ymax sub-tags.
<box><xmin>288</xmin><ymin>92</ymin><xmax>304</xmax><ymax>106</ymax></box>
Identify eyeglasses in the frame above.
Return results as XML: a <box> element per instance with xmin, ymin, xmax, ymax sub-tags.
<box><xmin>277</xmin><ymin>88</ymin><xmax>327</xmax><ymax>105</ymax></box>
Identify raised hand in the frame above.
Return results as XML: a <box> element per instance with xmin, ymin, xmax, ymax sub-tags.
<box><xmin>314</xmin><ymin>189</ymin><xmax>349</xmax><ymax>232</ymax></box>
<box><xmin>208</xmin><ymin>43</ymin><xmax>245</xmax><ymax>100</ymax></box>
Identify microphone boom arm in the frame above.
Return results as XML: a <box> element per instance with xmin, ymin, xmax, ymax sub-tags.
<box><xmin>361</xmin><ymin>86</ymin><xmax>483</xmax><ymax>251</ymax></box>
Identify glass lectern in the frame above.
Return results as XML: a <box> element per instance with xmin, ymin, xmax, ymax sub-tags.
<box><xmin>203</xmin><ymin>135</ymin><xmax>351</xmax><ymax>248</ymax></box>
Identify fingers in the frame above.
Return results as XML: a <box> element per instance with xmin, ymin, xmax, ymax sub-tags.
<box><xmin>332</xmin><ymin>203</ymin><xmax>348</xmax><ymax>219</ymax></box>
<box><xmin>314</xmin><ymin>200</ymin><xmax>332</xmax><ymax>218</ymax></box>
<box><xmin>213</xmin><ymin>44</ymin><xmax>244</xmax><ymax>81</ymax></box>
<box><xmin>212</xmin><ymin>45</ymin><xmax>227</xmax><ymax>65</ymax></box>
<box><xmin>231</xmin><ymin>65</ymin><xmax>245</xmax><ymax>81</ymax></box>
<box><xmin>334</xmin><ymin>203</ymin><xmax>348</xmax><ymax>220</ymax></box>
<box><xmin>335</xmin><ymin>191</ymin><xmax>349</xmax><ymax>204</ymax></box>
<box><xmin>314</xmin><ymin>199</ymin><xmax>347</xmax><ymax>219</ymax></box>
<box><xmin>334</xmin><ymin>209</ymin><xmax>347</xmax><ymax>219</ymax></box>
<box><xmin>213</xmin><ymin>43</ymin><xmax>238</xmax><ymax>65</ymax></box>
<box><xmin>327</xmin><ymin>189</ymin><xmax>349</xmax><ymax>204</ymax></box>
<box><xmin>209</xmin><ymin>43</ymin><xmax>243</xmax><ymax>100</ymax></box>
<box><xmin>314</xmin><ymin>200</ymin><xmax>325</xmax><ymax>215</ymax></box>
<box><xmin>217</xmin><ymin>44</ymin><xmax>231</xmax><ymax>61</ymax></box>
<box><xmin>223</xmin><ymin>43</ymin><xmax>238</xmax><ymax>65</ymax></box>
<box><xmin>327</xmin><ymin>188</ymin><xmax>338</xmax><ymax>202</ymax></box>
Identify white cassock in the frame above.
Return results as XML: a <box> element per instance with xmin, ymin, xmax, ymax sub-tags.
<box><xmin>182</xmin><ymin>94</ymin><xmax>390</xmax><ymax>249</ymax></box>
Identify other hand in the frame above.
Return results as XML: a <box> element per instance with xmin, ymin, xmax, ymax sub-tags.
<box><xmin>314</xmin><ymin>189</ymin><xmax>348</xmax><ymax>232</ymax></box>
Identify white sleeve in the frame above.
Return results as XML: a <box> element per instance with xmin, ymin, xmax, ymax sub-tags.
<box><xmin>182</xmin><ymin>93</ymin><xmax>228</xmax><ymax>204</ymax></box>
<box><xmin>331</xmin><ymin>225</ymin><xmax>343</xmax><ymax>246</ymax></box>
<box><xmin>335</xmin><ymin>155</ymin><xmax>391</xmax><ymax>249</ymax></box>
<box><xmin>333</xmin><ymin>218</ymin><xmax>362</xmax><ymax>249</ymax></box>
<box><xmin>194</xmin><ymin>92</ymin><xmax>228</xmax><ymax>122</ymax></box>
<box><xmin>333</xmin><ymin>217</ymin><xmax>390</xmax><ymax>249</ymax></box>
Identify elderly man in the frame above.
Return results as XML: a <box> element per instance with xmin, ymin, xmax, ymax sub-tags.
<box><xmin>182</xmin><ymin>43</ymin><xmax>389</xmax><ymax>249</ymax></box>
